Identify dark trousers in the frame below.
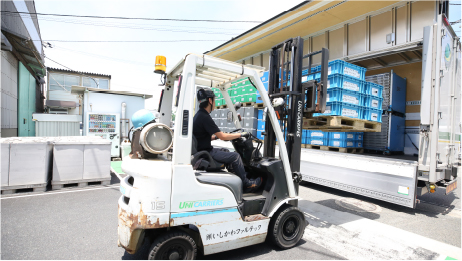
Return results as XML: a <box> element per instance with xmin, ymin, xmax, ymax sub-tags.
<box><xmin>209</xmin><ymin>148</ymin><xmax>247</xmax><ymax>183</ymax></box>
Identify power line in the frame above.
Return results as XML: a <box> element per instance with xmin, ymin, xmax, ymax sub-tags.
<box><xmin>52</xmin><ymin>46</ymin><xmax>152</xmax><ymax>67</ymax></box>
<box><xmin>1</xmin><ymin>12</ymin><xmax>246</xmax><ymax>35</ymax></box>
<box><xmin>45</xmin><ymin>56</ymin><xmax>100</xmax><ymax>87</ymax></box>
<box><xmin>37</xmin><ymin>39</ymin><xmax>228</xmax><ymax>43</ymax></box>
<box><xmin>0</xmin><ymin>10</ymin><xmax>263</xmax><ymax>23</ymax></box>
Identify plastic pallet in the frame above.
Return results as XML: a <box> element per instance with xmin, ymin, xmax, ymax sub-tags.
<box><xmin>304</xmin><ymin>144</ymin><xmax>364</xmax><ymax>154</ymax></box>
<box><xmin>51</xmin><ymin>177</ymin><xmax>111</xmax><ymax>190</ymax></box>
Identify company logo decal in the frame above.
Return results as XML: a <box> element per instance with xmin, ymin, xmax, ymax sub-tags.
<box><xmin>179</xmin><ymin>199</ymin><xmax>224</xmax><ymax>209</ymax></box>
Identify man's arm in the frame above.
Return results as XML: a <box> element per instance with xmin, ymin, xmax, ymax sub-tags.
<box><xmin>214</xmin><ymin>132</ymin><xmax>241</xmax><ymax>141</ymax></box>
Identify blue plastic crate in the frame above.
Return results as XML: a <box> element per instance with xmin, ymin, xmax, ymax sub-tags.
<box><xmin>302</xmin><ymin>66</ymin><xmax>319</xmax><ymax>81</ymax></box>
<box><xmin>363</xmin><ymin>108</ymin><xmax>382</xmax><ymax>122</ymax></box>
<box><xmin>365</xmin><ymin>82</ymin><xmax>383</xmax><ymax>98</ymax></box>
<box><xmin>257</xmin><ymin>109</ymin><xmax>264</xmax><ymax>120</ymax></box>
<box><xmin>329</xmin><ymin>139</ymin><xmax>356</xmax><ymax>148</ymax></box>
<box><xmin>260</xmin><ymin>71</ymin><xmax>269</xmax><ymax>82</ymax></box>
<box><xmin>309</xmin><ymin>130</ymin><xmax>329</xmax><ymax>139</ymax></box>
<box><xmin>256</xmin><ymin>130</ymin><xmax>264</xmax><ymax>140</ymax></box>
<box><xmin>356</xmin><ymin>140</ymin><xmax>363</xmax><ymax>148</ymax></box>
<box><xmin>328</xmin><ymin>132</ymin><xmax>356</xmax><ymax>140</ymax></box>
<box><xmin>327</xmin><ymin>87</ymin><xmax>362</xmax><ymax>105</ymax></box>
<box><xmin>307</xmin><ymin>138</ymin><xmax>328</xmax><ymax>146</ymax></box>
<box><xmin>363</xmin><ymin>95</ymin><xmax>383</xmax><ymax>109</ymax></box>
<box><xmin>356</xmin><ymin>132</ymin><xmax>364</xmax><ymax>141</ymax></box>
<box><xmin>313</xmin><ymin>102</ymin><xmax>363</xmax><ymax>119</ymax></box>
<box><xmin>257</xmin><ymin>119</ymin><xmax>265</xmax><ymax>131</ymax></box>
<box><xmin>324</xmin><ymin>74</ymin><xmax>364</xmax><ymax>93</ymax></box>
<box><xmin>327</xmin><ymin>60</ymin><xmax>367</xmax><ymax>80</ymax></box>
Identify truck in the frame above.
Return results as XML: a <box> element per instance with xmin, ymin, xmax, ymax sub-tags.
<box><xmin>298</xmin><ymin>14</ymin><xmax>460</xmax><ymax>208</ymax></box>
<box><xmin>213</xmin><ymin>14</ymin><xmax>460</xmax><ymax>209</ymax></box>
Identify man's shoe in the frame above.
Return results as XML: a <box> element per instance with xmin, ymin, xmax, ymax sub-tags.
<box><xmin>244</xmin><ymin>177</ymin><xmax>262</xmax><ymax>193</ymax></box>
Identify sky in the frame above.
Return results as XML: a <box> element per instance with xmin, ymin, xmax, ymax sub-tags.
<box><xmin>34</xmin><ymin>0</ymin><xmax>461</xmax><ymax>112</ymax></box>
<box><xmin>34</xmin><ymin>0</ymin><xmax>305</xmax><ymax>111</ymax></box>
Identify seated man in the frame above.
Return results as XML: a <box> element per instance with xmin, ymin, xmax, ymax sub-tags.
<box><xmin>193</xmin><ymin>88</ymin><xmax>262</xmax><ymax>192</ymax></box>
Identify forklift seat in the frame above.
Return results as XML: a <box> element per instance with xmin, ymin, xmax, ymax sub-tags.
<box><xmin>191</xmin><ymin>135</ymin><xmax>225</xmax><ymax>171</ymax></box>
<box><xmin>195</xmin><ymin>172</ymin><xmax>242</xmax><ymax>203</ymax></box>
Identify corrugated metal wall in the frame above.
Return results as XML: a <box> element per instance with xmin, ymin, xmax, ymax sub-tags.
<box><xmin>35</xmin><ymin>121</ymin><xmax>80</xmax><ymax>137</ymax></box>
<box><xmin>1</xmin><ymin>51</ymin><xmax>18</xmax><ymax>137</ymax></box>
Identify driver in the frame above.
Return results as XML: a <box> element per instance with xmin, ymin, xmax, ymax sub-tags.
<box><xmin>193</xmin><ymin>88</ymin><xmax>262</xmax><ymax>193</ymax></box>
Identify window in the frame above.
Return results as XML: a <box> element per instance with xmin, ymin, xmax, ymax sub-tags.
<box><xmin>49</xmin><ymin>73</ymin><xmax>79</xmax><ymax>92</ymax></box>
<box><xmin>83</xmin><ymin>77</ymin><xmax>109</xmax><ymax>89</ymax></box>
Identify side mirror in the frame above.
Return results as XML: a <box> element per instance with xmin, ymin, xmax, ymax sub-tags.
<box><xmin>234</xmin><ymin>102</ymin><xmax>242</xmax><ymax>110</ymax></box>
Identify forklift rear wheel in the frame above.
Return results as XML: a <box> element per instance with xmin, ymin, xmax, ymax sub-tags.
<box><xmin>268</xmin><ymin>205</ymin><xmax>305</xmax><ymax>249</ymax></box>
<box><xmin>148</xmin><ymin>231</ymin><xmax>197</xmax><ymax>260</ymax></box>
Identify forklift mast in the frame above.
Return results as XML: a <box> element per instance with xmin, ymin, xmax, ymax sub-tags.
<box><xmin>264</xmin><ymin>37</ymin><xmax>329</xmax><ymax>177</ymax></box>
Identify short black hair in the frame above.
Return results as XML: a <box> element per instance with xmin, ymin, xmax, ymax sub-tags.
<box><xmin>199</xmin><ymin>97</ymin><xmax>213</xmax><ymax>109</ymax></box>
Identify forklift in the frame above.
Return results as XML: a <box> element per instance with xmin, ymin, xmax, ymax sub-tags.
<box><xmin>118</xmin><ymin>37</ymin><xmax>329</xmax><ymax>259</ymax></box>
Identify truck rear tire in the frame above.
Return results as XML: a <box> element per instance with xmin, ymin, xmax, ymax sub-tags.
<box><xmin>268</xmin><ymin>205</ymin><xmax>306</xmax><ymax>249</ymax></box>
<box><xmin>148</xmin><ymin>231</ymin><xmax>197</xmax><ymax>260</ymax></box>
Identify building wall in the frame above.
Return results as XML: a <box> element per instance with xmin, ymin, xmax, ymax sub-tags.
<box><xmin>1</xmin><ymin>0</ymin><xmax>45</xmax><ymax>137</ymax></box>
<box><xmin>237</xmin><ymin>1</ymin><xmax>437</xmax><ymax>70</ymax></box>
<box><xmin>46</xmin><ymin>70</ymin><xmax>111</xmax><ymax>115</ymax></box>
<box><xmin>1</xmin><ymin>51</ymin><xmax>18</xmax><ymax>137</ymax></box>
<box><xmin>84</xmin><ymin>92</ymin><xmax>146</xmax><ymax>135</ymax></box>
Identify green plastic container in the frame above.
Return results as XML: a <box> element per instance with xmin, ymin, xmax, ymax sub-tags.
<box><xmin>231</xmin><ymin>87</ymin><xmax>240</xmax><ymax>97</ymax></box>
<box><xmin>239</xmin><ymin>86</ymin><xmax>249</xmax><ymax>95</ymax></box>
<box><xmin>247</xmin><ymin>94</ymin><xmax>257</xmax><ymax>103</ymax></box>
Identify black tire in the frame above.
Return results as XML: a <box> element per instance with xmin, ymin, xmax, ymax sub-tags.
<box><xmin>268</xmin><ymin>205</ymin><xmax>306</xmax><ymax>249</ymax></box>
<box><xmin>148</xmin><ymin>231</ymin><xmax>197</xmax><ymax>260</ymax></box>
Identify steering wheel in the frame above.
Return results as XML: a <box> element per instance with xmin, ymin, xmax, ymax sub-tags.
<box><xmin>229</xmin><ymin>128</ymin><xmax>243</xmax><ymax>133</ymax></box>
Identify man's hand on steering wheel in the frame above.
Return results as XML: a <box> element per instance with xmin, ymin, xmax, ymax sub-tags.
<box><xmin>240</xmin><ymin>132</ymin><xmax>250</xmax><ymax>138</ymax></box>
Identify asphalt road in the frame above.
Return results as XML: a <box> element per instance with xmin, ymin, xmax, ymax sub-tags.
<box><xmin>1</xmin><ymin>172</ymin><xmax>460</xmax><ymax>260</ymax></box>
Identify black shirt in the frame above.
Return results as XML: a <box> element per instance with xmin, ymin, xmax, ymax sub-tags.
<box><xmin>193</xmin><ymin>108</ymin><xmax>220</xmax><ymax>152</ymax></box>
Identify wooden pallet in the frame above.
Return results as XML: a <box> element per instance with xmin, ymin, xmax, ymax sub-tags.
<box><xmin>51</xmin><ymin>177</ymin><xmax>111</xmax><ymax>190</ymax></box>
<box><xmin>241</xmin><ymin>102</ymin><xmax>256</xmax><ymax>107</ymax></box>
<box><xmin>253</xmin><ymin>103</ymin><xmax>265</xmax><ymax>108</ymax></box>
<box><xmin>302</xmin><ymin>116</ymin><xmax>381</xmax><ymax>132</ymax></box>
<box><xmin>1</xmin><ymin>183</ymin><xmax>47</xmax><ymax>195</ymax></box>
<box><xmin>304</xmin><ymin>144</ymin><xmax>364</xmax><ymax>154</ymax></box>
<box><xmin>216</xmin><ymin>105</ymin><xmax>228</xmax><ymax>109</ymax></box>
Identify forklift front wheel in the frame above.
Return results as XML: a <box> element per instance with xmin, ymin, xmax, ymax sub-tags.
<box><xmin>148</xmin><ymin>231</ymin><xmax>197</xmax><ymax>260</ymax></box>
<box><xmin>268</xmin><ymin>205</ymin><xmax>306</xmax><ymax>249</ymax></box>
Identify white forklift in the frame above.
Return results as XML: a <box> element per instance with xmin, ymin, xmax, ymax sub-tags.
<box><xmin>118</xmin><ymin>37</ymin><xmax>328</xmax><ymax>259</ymax></box>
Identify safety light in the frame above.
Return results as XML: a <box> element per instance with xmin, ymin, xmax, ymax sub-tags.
<box><xmin>429</xmin><ymin>184</ymin><xmax>436</xmax><ymax>193</ymax></box>
<box><xmin>154</xmin><ymin>55</ymin><xmax>167</xmax><ymax>74</ymax></box>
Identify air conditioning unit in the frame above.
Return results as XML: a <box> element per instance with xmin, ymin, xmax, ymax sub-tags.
<box><xmin>49</xmin><ymin>108</ymin><xmax>68</xmax><ymax>114</ymax></box>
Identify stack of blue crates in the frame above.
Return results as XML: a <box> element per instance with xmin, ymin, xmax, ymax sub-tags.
<box><xmin>305</xmin><ymin>60</ymin><xmax>383</xmax><ymax>123</ymax></box>
<box><xmin>256</xmin><ymin>109</ymin><xmax>265</xmax><ymax>139</ymax></box>
<box><xmin>328</xmin><ymin>132</ymin><xmax>363</xmax><ymax>148</ymax></box>
<box><xmin>256</xmin><ymin>72</ymin><xmax>269</xmax><ymax>104</ymax></box>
